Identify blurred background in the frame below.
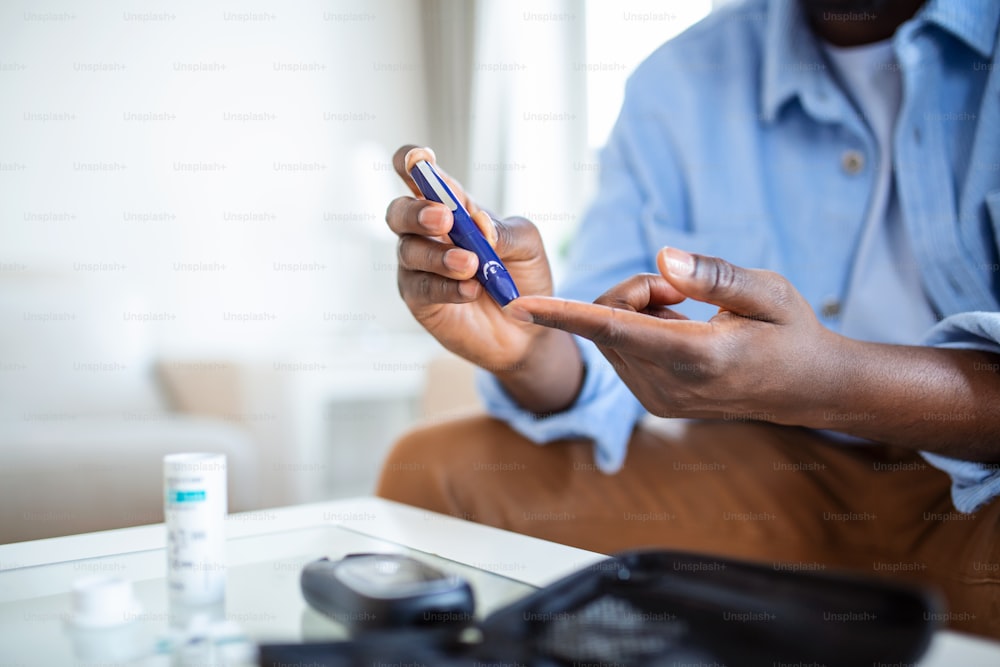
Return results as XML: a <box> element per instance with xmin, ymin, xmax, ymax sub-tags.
<box><xmin>0</xmin><ymin>0</ymin><xmax>720</xmax><ymax>543</ymax></box>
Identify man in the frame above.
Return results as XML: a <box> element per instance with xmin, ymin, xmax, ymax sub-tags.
<box><xmin>379</xmin><ymin>0</ymin><xmax>1000</xmax><ymax>636</ymax></box>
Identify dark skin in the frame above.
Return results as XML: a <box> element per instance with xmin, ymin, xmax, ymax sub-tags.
<box><xmin>505</xmin><ymin>249</ymin><xmax>1000</xmax><ymax>462</ymax></box>
<box><xmin>801</xmin><ymin>0</ymin><xmax>926</xmax><ymax>47</ymax></box>
<box><xmin>385</xmin><ymin>0</ymin><xmax>1000</xmax><ymax>462</ymax></box>
<box><xmin>386</xmin><ymin>146</ymin><xmax>582</xmax><ymax>413</ymax></box>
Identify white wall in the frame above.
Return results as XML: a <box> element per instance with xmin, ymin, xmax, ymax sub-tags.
<box><xmin>0</xmin><ymin>0</ymin><xmax>727</xmax><ymax>520</ymax></box>
<box><xmin>0</xmin><ymin>1</ymin><xmax>441</xmax><ymax>516</ymax></box>
<box><xmin>0</xmin><ymin>0</ymin><xmax>430</xmax><ymax>358</ymax></box>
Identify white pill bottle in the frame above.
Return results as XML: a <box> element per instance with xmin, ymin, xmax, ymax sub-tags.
<box><xmin>163</xmin><ymin>453</ymin><xmax>227</xmax><ymax>605</ymax></box>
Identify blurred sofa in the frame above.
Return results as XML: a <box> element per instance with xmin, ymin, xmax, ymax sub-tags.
<box><xmin>0</xmin><ymin>268</ymin><xmax>487</xmax><ymax>544</ymax></box>
<box><xmin>0</xmin><ymin>272</ymin><xmax>261</xmax><ymax>544</ymax></box>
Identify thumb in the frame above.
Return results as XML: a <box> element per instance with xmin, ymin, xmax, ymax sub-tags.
<box><xmin>657</xmin><ymin>247</ymin><xmax>792</xmax><ymax>323</ymax></box>
<box><xmin>470</xmin><ymin>209</ymin><xmax>499</xmax><ymax>248</ymax></box>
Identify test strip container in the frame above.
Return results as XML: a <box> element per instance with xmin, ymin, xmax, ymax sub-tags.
<box><xmin>163</xmin><ymin>453</ymin><xmax>227</xmax><ymax>605</ymax></box>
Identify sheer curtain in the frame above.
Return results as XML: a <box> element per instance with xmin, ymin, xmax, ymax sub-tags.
<box><xmin>417</xmin><ymin>0</ymin><xmax>478</xmax><ymax>182</ymax></box>
<box><xmin>417</xmin><ymin>0</ymin><xmax>720</xmax><ymax>272</ymax></box>
<box><xmin>419</xmin><ymin>0</ymin><xmax>589</xmax><ymax>270</ymax></box>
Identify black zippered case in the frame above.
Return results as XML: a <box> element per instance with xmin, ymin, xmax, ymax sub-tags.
<box><xmin>259</xmin><ymin>549</ymin><xmax>942</xmax><ymax>667</ymax></box>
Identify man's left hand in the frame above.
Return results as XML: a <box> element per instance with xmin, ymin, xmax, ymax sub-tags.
<box><xmin>503</xmin><ymin>247</ymin><xmax>846</xmax><ymax>425</ymax></box>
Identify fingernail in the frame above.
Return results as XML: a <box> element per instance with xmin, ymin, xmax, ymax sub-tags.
<box><xmin>503</xmin><ymin>303</ymin><xmax>533</xmax><ymax>323</ymax></box>
<box><xmin>417</xmin><ymin>207</ymin><xmax>438</xmax><ymax>231</ymax></box>
<box><xmin>458</xmin><ymin>280</ymin><xmax>479</xmax><ymax>299</ymax></box>
<box><xmin>663</xmin><ymin>247</ymin><xmax>695</xmax><ymax>276</ymax></box>
<box><xmin>443</xmin><ymin>248</ymin><xmax>470</xmax><ymax>273</ymax></box>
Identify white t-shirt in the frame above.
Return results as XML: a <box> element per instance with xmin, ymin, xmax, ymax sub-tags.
<box><xmin>822</xmin><ymin>39</ymin><xmax>939</xmax><ymax>344</ymax></box>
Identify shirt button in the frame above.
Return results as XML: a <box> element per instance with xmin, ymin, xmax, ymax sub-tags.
<box><xmin>821</xmin><ymin>298</ymin><xmax>842</xmax><ymax>319</ymax></box>
<box><xmin>841</xmin><ymin>149</ymin><xmax>865</xmax><ymax>175</ymax></box>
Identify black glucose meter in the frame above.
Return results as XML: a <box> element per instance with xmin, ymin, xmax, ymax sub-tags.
<box><xmin>300</xmin><ymin>553</ymin><xmax>475</xmax><ymax>632</ymax></box>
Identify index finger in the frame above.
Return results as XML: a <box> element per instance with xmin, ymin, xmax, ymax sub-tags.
<box><xmin>505</xmin><ymin>295</ymin><xmax>708</xmax><ymax>354</ymax></box>
<box><xmin>385</xmin><ymin>195</ymin><xmax>453</xmax><ymax>238</ymax></box>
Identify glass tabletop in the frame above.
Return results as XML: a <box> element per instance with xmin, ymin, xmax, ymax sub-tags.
<box><xmin>0</xmin><ymin>522</ymin><xmax>537</xmax><ymax>666</ymax></box>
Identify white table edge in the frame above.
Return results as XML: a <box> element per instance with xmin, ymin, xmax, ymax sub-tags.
<box><xmin>0</xmin><ymin>496</ymin><xmax>605</xmax><ymax>588</ymax></box>
<box><xmin>2</xmin><ymin>496</ymin><xmax>998</xmax><ymax>666</ymax></box>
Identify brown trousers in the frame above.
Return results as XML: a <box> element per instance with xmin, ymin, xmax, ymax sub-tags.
<box><xmin>376</xmin><ymin>415</ymin><xmax>1000</xmax><ymax>638</ymax></box>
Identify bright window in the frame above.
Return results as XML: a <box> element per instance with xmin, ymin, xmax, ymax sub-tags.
<box><xmin>585</xmin><ymin>0</ymin><xmax>712</xmax><ymax>148</ymax></box>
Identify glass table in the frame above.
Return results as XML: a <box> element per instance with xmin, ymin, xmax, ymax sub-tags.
<box><xmin>0</xmin><ymin>497</ymin><xmax>599</xmax><ymax>666</ymax></box>
<box><xmin>1</xmin><ymin>497</ymin><xmax>998</xmax><ymax>666</ymax></box>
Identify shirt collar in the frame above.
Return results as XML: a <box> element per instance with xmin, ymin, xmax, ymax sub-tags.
<box><xmin>760</xmin><ymin>0</ymin><xmax>1000</xmax><ymax>123</ymax></box>
<box><xmin>760</xmin><ymin>0</ymin><xmax>836</xmax><ymax>123</ymax></box>
<box><xmin>916</xmin><ymin>0</ymin><xmax>1000</xmax><ymax>59</ymax></box>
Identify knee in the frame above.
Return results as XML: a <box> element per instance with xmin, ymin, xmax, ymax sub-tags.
<box><xmin>375</xmin><ymin>415</ymin><xmax>518</xmax><ymax>513</ymax></box>
<box><xmin>376</xmin><ymin>421</ymin><xmax>447</xmax><ymax>501</ymax></box>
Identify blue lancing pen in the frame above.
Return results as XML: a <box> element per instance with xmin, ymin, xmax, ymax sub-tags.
<box><xmin>409</xmin><ymin>160</ymin><xmax>520</xmax><ymax>307</ymax></box>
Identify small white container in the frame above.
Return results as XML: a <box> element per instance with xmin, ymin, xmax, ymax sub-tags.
<box><xmin>163</xmin><ymin>453</ymin><xmax>227</xmax><ymax>605</ymax></box>
<box><xmin>67</xmin><ymin>576</ymin><xmax>146</xmax><ymax>663</ymax></box>
<box><xmin>71</xmin><ymin>575</ymin><xmax>143</xmax><ymax>627</ymax></box>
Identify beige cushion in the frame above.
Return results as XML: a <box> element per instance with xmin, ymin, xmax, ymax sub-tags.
<box><xmin>0</xmin><ymin>416</ymin><xmax>259</xmax><ymax>544</ymax></box>
<box><xmin>421</xmin><ymin>353</ymin><xmax>483</xmax><ymax>421</ymax></box>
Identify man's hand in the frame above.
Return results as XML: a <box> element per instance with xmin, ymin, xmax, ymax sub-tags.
<box><xmin>504</xmin><ymin>246</ymin><xmax>847</xmax><ymax>424</ymax></box>
<box><xmin>386</xmin><ymin>145</ymin><xmax>583</xmax><ymax>414</ymax></box>
<box><xmin>505</xmin><ymin>246</ymin><xmax>1000</xmax><ymax>461</ymax></box>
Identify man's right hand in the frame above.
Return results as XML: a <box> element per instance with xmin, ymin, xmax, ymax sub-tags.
<box><xmin>385</xmin><ymin>145</ymin><xmax>583</xmax><ymax>413</ymax></box>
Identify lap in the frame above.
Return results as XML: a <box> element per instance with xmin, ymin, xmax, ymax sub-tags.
<box><xmin>376</xmin><ymin>415</ymin><xmax>1000</xmax><ymax>636</ymax></box>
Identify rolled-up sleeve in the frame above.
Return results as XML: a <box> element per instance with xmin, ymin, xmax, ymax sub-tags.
<box><xmin>919</xmin><ymin>311</ymin><xmax>1000</xmax><ymax>513</ymax></box>
<box><xmin>475</xmin><ymin>339</ymin><xmax>645</xmax><ymax>472</ymax></box>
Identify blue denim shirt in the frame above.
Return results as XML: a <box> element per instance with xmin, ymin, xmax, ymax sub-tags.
<box><xmin>478</xmin><ymin>0</ymin><xmax>1000</xmax><ymax>512</ymax></box>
